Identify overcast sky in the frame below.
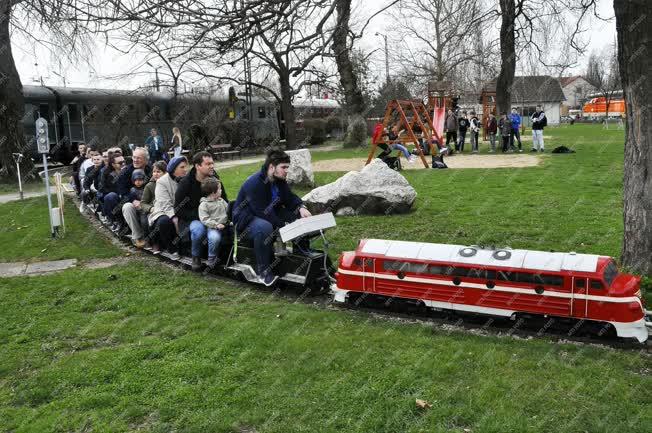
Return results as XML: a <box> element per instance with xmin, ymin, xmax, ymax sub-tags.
<box><xmin>14</xmin><ymin>0</ymin><xmax>616</xmax><ymax>91</ymax></box>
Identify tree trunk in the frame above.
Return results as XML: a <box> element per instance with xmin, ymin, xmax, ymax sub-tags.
<box><xmin>0</xmin><ymin>0</ymin><xmax>35</xmax><ymax>180</ymax></box>
<box><xmin>615</xmin><ymin>0</ymin><xmax>652</xmax><ymax>274</ymax></box>
<box><xmin>496</xmin><ymin>0</ymin><xmax>516</xmax><ymax>115</ymax></box>
<box><xmin>332</xmin><ymin>0</ymin><xmax>365</xmax><ymax>116</ymax></box>
<box><xmin>279</xmin><ymin>74</ymin><xmax>297</xmax><ymax>149</ymax></box>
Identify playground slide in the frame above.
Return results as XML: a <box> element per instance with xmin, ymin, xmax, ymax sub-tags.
<box><xmin>431</xmin><ymin>107</ymin><xmax>446</xmax><ymax>143</ymax></box>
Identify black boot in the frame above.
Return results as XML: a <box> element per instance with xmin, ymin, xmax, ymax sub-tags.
<box><xmin>191</xmin><ymin>256</ymin><xmax>202</xmax><ymax>272</ymax></box>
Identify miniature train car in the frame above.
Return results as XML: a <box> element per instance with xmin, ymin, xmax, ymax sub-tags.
<box><xmin>333</xmin><ymin>239</ymin><xmax>649</xmax><ymax>342</ymax></box>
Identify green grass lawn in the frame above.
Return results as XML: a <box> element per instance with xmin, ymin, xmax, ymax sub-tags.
<box><xmin>0</xmin><ymin>124</ymin><xmax>650</xmax><ymax>432</ymax></box>
<box><xmin>222</xmin><ymin>124</ymin><xmax>627</xmax><ymax>260</ymax></box>
<box><xmin>1</xmin><ymin>261</ymin><xmax>650</xmax><ymax>433</ymax></box>
<box><xmin>0</xmin><ymin>196</ymin><xmax>121</xmax><ymax>263</ymax></box>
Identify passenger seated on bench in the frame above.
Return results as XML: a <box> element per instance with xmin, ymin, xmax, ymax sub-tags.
<box><xmin>99</xmin><ymin>152</ymin><xmax>125</xmax><ymax>229</ymax></box>
<box><xmin>121</xmin><ymin>169</ymin><xmax>147</xmax><ymax>248</ymax></box>
<box><xmin>383</xmin><ymin>124</ymin><xmax>416</xmax><ymax>163</ymax></box>
<box><xmin>198</xmin><ymin>177</ymin><xmax>228</xmax><ymax>270</ymax></box>
<box><xmin>79</xmin><ymin>151</ymin><xmax>103</xmax><ymax>212</ymax></box>
<box><xmin>138</xmin><ymin>161</ymin><xmax>167</xmax><ymax>250</ymax></box>
<box><xmin>148</xmin><ymin>156</ymin><xmax>188</xmax><ymax>255</ymax></box>
<box><xmin>102</xmin><ymin>147</ymin><xmax>151</xmax><ymax>232</ymax></box>
<box><xmin>175</xmin><ymin>151</ymin><xmax>228</xmax><ymax>272</ymax></box>
<box><xmin>232</xmin><ymin>149</ymin><xmax>312</xmax><ymax>286</ymax></box>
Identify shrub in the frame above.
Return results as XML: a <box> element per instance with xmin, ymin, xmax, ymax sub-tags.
<box><xmin>344</xmin><ymin>115</ymin><xmax>367</xmax><ymax>148</ymax></box>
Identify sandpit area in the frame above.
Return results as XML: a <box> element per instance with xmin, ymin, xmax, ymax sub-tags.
<box><xmin>313</xmin><ymin>154</ymin><xmax>543</xmax><ymax>172</ymax></box>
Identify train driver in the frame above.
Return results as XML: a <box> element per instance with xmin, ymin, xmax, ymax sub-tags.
<box><xmin>232</xmin><ymin>150</ymin><xmax>312</xmax><ymax>286</ymax></box>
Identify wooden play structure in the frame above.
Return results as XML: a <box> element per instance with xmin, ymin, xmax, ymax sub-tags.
<box><xmin>366</xmin><ymin>99</ymin><xmax>435</xmax><ymax>168</ymax></box>
<box><xmin>366</xmin><ymin>81</ymin><xmax>454</xmax><ymax>169</ymax></box>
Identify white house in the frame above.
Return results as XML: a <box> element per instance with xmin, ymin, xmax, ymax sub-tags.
<box><xmin>559</xmin><ymin>76</ymin><xmax>597</xmax><ymax>110</ymax></box>
<box><xmin>481</xmin><ymin>76</ymin><xmax>566</xmax><ymax>125</ymax></box>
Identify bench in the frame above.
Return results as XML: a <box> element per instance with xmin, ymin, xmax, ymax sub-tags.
<box><xmin>209</xmin><ymin>144</ymin><xmax>241</xmax><ymax>161</ymax></box>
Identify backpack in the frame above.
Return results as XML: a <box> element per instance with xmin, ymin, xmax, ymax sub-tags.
<box><xmin>380</xmin><ymin>155</ymin><xmax>402</xmax><ymax>171</ymax></box>
<box><xmin>541</xmin><ymin>115</ymin><xmax>548</xmax><ymax>127</ymax></box>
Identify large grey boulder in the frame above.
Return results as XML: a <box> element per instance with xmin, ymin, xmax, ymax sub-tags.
<box><xmin>285</xmin><ymin>149</ymin><xmax>315</xmax><ymax>187</ymax></box>
<box><xmin>302</xmin><ymin>158</ymin><xmax>417</xmax><ymax>215</ymax></box>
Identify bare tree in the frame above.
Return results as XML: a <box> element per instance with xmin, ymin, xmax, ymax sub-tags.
<box><xmin>187</xmin><ymin>0</ymin><xmax>338</xmax><ymax>149</ymax></box>
<box><xmin>614</xmin><ymin>0</ymin><xmax>652</xmax><ymax>274</ymax></box>
<box><xmin>393</xmin><ymin>0</ymin><xmax>493</xmax><ymax>92</ymax></box>
<box><xmin>585</xmin><ymin>47</ymin><xmax>621</xmax><ymax>128</ymax></box>
<box><xmin>495</xmin><ymin>0</ymin><xmax>600</xmax><ymax>114</ymax></box>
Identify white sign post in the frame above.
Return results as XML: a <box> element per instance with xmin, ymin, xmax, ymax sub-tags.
<box><xmin>35</xmin><ymin>118</ymin><xmax>55</xmax><ymax>238</ymax></box>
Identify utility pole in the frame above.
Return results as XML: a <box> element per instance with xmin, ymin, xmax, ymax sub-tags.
<box><xmin>375</xmin><ymin>32</ymin><xmax>390</xmax><ymax>83</ymax></box>
<box><xmin>146</xmin><ymin>61</ymin><xmax>160</xmax><ymax>92</ymax></box>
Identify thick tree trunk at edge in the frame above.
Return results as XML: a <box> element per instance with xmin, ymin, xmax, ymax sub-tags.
<box><xmin>0</xmin><ymin>0</ymin><xmax>35</xmax><ymax>180</ymax></box>
<box><xmin>333</xmin><ymin>0</ymin><xmax>365</xmax><ymax>116</ymax></box>
<box><xmin>496</xmin><ymin>0</ymin><xmax>516</xmax><ymax>115</ymax></box>
<box><xmin>615</xmin><ymin>0</ymin><xmax>652</xmax><ymax>274</ymax></box>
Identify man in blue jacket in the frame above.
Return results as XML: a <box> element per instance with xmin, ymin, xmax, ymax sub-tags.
<box><xmin>232</xmin><ymin>150</ymin><xmax>312</xmax><ymax>285</ymax></box>
<box><xmin>509</xmin><ymin>108</ymin><xmax>523</xmax><ymax>152</ymax></box>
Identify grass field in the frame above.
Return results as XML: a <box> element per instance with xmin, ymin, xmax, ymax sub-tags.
<box><xmin>0</xmin><ymin>196</ymin><xmax>121</xmax><ymax>262</ymax></box>
<box><xmin>0</xmin><ymin>124</ymin><xmax>650</xmax><ymax>432</ymax></box>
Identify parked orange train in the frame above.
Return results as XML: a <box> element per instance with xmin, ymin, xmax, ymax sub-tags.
<box><xmin>582</xmin><ymin>96</ymin><xmax>626</xmax><ymax>117</ymax></box>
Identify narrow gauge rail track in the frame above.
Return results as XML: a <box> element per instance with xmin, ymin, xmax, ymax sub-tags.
<box><xmin>77</xmin><ymin>197</ymin><xmax>651</xmax><ymax>352</ymax></box>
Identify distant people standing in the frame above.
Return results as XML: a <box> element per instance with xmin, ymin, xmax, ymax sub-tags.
<box><xmin>444</xmin><ymin>109</ymin><xmax>458</xmax><ymax>150</ymax></box>
<box><xmin>486</xmin><ymin>113</ymin><xmax>498</xmax><ymax>153</ymax></box>
<box><xmin>171</xmin><ymin>127</ymin><xmax>183</xmax><ymax>158</ymax></box>
<box><xmin>531</xmin><ymin>105</ymin><xmax>547</xmax><ymax>152</ymax></box>
<box><xmin>469</xmin><ymin>111</ymin><xmax>480</xmax><ymax>153</ymax></box>
<box><xmin>146</xmin><ymin>128</ymin><xmax>164</xmax><ymax>162</ymax></box>
<box><xmin>509</xmin><ymin>108</ymin><xmax>523</xmax><ymax>152</ymax></box>
<box><xmin>457</xmin><ymin>111</ymin><xmax>469</xmax><ymax>152</ymax></box>
<box><xmin>498</xmin><ymin>112</ymin><xmax>512</xmax><ymax>153</ymax></box>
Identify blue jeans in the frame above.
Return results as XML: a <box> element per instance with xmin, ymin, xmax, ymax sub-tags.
<box><xmin>189</xmin><ymin>221</ymin><xmax>223</xmax><ymax>258</ymax></box>
<box><xmin>390</xmin><ymin>143</ymin><xmax>411</xmax><ymax>159</ymax></box>
<box><xmin>206</xmin><ymin>228</ymin><xmax>222</xmax><ymax>258</ymax></box>
<box><xmin>240</xmin><ymin>217</ymin><xmax>275</xmax><ymax>275</ymax></box>
<box><xmin>103</xmin><ymin>192</ymin><xmax>120</xmax><ymax>222</ymax></box>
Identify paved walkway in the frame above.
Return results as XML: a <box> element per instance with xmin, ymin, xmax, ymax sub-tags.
<box><xmin>214</xmin><ymin>143</ymin><xmax>341</xmax><ymax>170</ymax></box>
<box><xmin>0</xmin><ymin>259</ymin><xmax>78</xmax><ymax>277</ymax></box>
<box><xmin>0</xmin><ymin>187</ymin><xmax>57</xmax><ymax>204</ymax></box>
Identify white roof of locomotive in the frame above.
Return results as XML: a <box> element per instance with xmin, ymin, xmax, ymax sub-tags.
<box><xmin>359</xmin><ymin>239</ymin><xmax>603</xmax><ymax>273</ymax></box>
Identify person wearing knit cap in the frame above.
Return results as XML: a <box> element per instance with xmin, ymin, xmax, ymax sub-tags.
<box><xmin>167</xmin><ymin>156</ymin><xmax>186</xmax><ymax>179</ymax></box>
<box><xmin>122</xmin><ymin>168</ymin><xmax>148</xmax><ymax>248</ymax></box>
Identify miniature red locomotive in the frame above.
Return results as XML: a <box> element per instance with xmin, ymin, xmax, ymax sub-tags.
<box><xmin>333</xmin><ymin>239</ymin><xmax>649</xmax><ymax>342</ymax></box>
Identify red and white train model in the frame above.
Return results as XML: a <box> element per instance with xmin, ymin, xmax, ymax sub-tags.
<box><xmin>333</xmin><ymin>238</ymin><xmax>650</xmax><ymax>343</ymax></box>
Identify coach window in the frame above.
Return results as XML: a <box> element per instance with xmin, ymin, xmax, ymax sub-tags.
<box><xmin>258</xmin><ymin>107</ymin><xmax>266</xmax><ymax>119</ymax></box>
<box><xmin>468</xmin><ymin>268</ymin><xmax>486</xmax><ymax>279</ymax></box>
<box><xmin>497</xmin><ymin>271</ymin><xmax>515</xmax><ymax>282</ymax></box>
<box><xmin>543</xmin><ymin>275</ymin><xmax>564</xmax><ymax>287</ymax></box>
<box><xmin>429</xmin><ymin>265</ymin><xmax>446</xmax><ymax>276</ymax></box>
<box><xmin>574</xmin><ymin>278</ymin><xmax>586</xmax><ymax>289</ymax></box>
<box><xmin>590</xmin><ymin>279</ymin><xmax>605</xmax><ymax>290</ymax></box>
<box><xmin>451</xmin><ymin>267</ymin><xmax>470</xmax><ymax>278</ymax></box>
<box><xmin>39</xmin><ymin>103</ymin><xmax>50</xmax><ymax>120</ymax></box>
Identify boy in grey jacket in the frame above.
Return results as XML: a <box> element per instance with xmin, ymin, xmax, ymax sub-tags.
<box><xmin>198</xmin><ymin>177</ymin><xmax>228</xmax><ymax>268</ymax></box>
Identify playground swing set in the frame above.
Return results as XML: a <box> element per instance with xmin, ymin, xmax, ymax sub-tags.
<box><xmin>366</xmin><ymin>82</ymin><xmax>454</xmax><ymax>169</ymax></box>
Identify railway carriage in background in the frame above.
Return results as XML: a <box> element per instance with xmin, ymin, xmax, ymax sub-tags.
<box><xmin>334</xmin><ymin>239</ymin><xmax>648</xmax><ymax>342</ymax></box>
<box><xmin>21</xmin><ymin>85</ymin><xmax>341</xmax><ymax>163</ymax></box>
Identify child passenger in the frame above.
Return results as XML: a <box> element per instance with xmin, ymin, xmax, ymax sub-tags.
<box><xmin>198</xmin><ymin>177</ymin><xmax>228</xmax><ymax>269</ymax></box>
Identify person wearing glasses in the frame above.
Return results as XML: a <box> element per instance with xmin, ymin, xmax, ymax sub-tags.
<box><xmin>99</xmin><ymin>153</ymin><xmax>125</xmax><ymax>228</ymax></box>
<box><xmin>102</xmin><ymin>147</ymin><xmax>152</xmax><ymax>231</ymax></box>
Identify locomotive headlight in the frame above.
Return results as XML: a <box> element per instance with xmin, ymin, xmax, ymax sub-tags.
<box><xmin>39</xmin><ymin>128</ymin><xmax>46</xmax><ymax>134</ymax></box>
<box><xmin>39</xmin><ymin>137</ymin><xmax>46</xmax><ymax>144</ymax></box>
